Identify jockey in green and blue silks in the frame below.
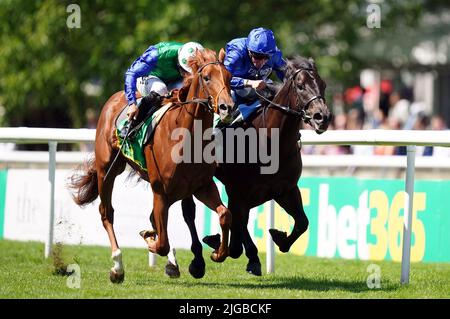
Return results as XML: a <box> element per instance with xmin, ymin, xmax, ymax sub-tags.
<box><xmin>223</xmin><ymin>27</ymin><xmax>286</xmax><ymax>120</ymax></box>
<box><xmin>124</xmin><ymin>41</ymin><xmax>204</xmax><ymax>122</ymax></box>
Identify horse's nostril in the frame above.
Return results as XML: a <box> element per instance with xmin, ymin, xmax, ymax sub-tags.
<box><xmin>313</xmin><ymin>113</ymin><xmax>323</xmax><ymax>122</ymax></box>
<box><xmin>219</xmin><ymin>104</ymin><xmax>228</xmax><ymax>111</ymax></box>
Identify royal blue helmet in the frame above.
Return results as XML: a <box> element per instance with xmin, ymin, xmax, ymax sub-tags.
<box><xmin>245</xmin><ymin>27</ymin><xmax>277</xmax><ymax>56</ymax></box>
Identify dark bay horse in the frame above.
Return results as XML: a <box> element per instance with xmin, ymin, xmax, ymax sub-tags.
<box><xmin>69</xmin><ymin>48</ymin><xmax>234</xmax><ymax>283</ymax></box>
<box><xmin>179</xmin><ymin>56</ymin><xmax>331</xmax><ymax>276</ymax></box>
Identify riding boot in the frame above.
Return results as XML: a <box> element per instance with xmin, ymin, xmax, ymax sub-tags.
<box><xmin>231</xmin><ymin>113</ymin><xmax>244</xmax><ymax>126</ymax></box>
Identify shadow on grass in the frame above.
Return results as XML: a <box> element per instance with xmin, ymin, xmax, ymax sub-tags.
<box><xmin>135</xmin><ymin>274</ymin><xmax>398</xmax><ymax>293</ymax></box>
<box><xmin>193</xmin><ymin>276</ymin><xmax>398</xmax><ymax>293</ymax></box>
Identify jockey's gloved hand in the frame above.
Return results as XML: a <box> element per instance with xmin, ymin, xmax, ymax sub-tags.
<box><xmin>126</xmin><ymin>103</ymin><xmax>139</xmax><ymax>122</ymax></box>
<box><xmin>246</xmin><ymin>80</ymin><xmax>266</xmax><ymax>90</ymax></box>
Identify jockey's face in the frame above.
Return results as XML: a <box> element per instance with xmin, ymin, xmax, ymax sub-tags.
<box><xmin>249</xmin><ymin>51</ymin><xmax>270</xmax><ymax>69</ymax></box>
<box><xmin>178</xmin><ymin>65</ymin><xmax>189</xmax><ymax>77</ymax></box>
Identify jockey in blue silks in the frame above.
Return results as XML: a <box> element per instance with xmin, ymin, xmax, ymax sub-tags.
<box><xmin>223</xmin><ymin>27</ymin><xmax>286</xmax><ymax>122</ymax></box>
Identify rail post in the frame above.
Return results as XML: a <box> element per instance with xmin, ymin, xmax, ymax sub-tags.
<box><xmin>149</xmin><ymin>252</ymin><xmax>157</xmax><ymax>267</ymax></box>
<box><xmin>266</xmin><ymin>200</ymin><xmax>275</xmax><ymax>273</ymax></box>
<box><xmin>401</xmin><ymin>145</ymin><xmax>416</xmax><ymax>284</ymax></box>
<box><xmin>45</xmin><ymin>141</ymin><xmax>57</xmax><ymax>258</ymax></box>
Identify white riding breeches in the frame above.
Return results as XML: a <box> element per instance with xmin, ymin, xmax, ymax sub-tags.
<box><xmin>137</xmin><ymin>75</ymin><xmax>168</xmax><ymax>96</ymax></box>
<box><xmin>136</xmin><ymin>76</ymin><xmax>184</xmax><ymax>97</ymax></box>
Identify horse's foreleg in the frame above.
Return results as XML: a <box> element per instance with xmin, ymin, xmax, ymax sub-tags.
<box><xmin>238</xmin><ymin>205</ymin><xmax>261</xmax><ymax>275</ymax></box>
<box><xmin>144</xmin><ymin>209</ymin><xmax>180</xmax><ymax>278</ymax></box>
<box><xmin>145</xmin><ymin>193</ymin><xmax>170</xmax><ymax>256</ymax></box>
<box><xmin>228</xmin><ymin>199</ymin><xmax>246</xmax><ymax>259</ymax></box>
<box><xmin>97</xmin><ymin>154</ymin><xmax>126</xmax><ymax>283</ymax></box>
<box><xmin>272</xmin><ymin>187</ymin><xmax>309</xmax><ymax>253</ymax></box>
<box><xmin>181</xmin><ymin>196</ymin><xmax>205</xmax><ymax>278</ymax></box>
<box><xmin>194</xmin><ymin>182</ymin><xmax>231</xmax><ymax>263</ymax></box>
<box><xmin>242</xmin><ymin>221</ymin><xmax>262</xmax><ymax>276</ymax></box>
<box><xmin>203</xmin><ymin>199</ymin><xmax>246</xmax><ymax>260</ymax></box>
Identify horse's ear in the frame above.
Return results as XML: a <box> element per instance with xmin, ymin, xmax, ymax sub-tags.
<box><xmin>308</xmin><ymin>57</ymin><xmax>316</xmax><ymax>69</ymax></box>
<box><xmin>219</xmin><ymin>48</ymin><xmax>226</xmax><ymax>63</ymax></box>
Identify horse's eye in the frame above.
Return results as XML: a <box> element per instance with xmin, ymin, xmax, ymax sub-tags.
<box><xmin>203</xmin><ymin>75</ymin><xmax>210</xmax><ymax>82</ymax></box>
<box><xmin>298</xmin><ymin>84</ymin><xmax>305</xmax><ymax>91</ymax></box>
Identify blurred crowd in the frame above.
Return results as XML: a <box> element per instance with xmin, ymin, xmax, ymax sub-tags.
<box><xmin>302</xmin><ymin>79</ymin><xmax>450</xmax><ymax>157</ymax></box>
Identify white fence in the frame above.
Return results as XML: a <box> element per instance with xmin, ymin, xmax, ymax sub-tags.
<box><xmin>2</xmin><ymin>127</ymin><xmax>450</xmax><ymax>285</ymax></box>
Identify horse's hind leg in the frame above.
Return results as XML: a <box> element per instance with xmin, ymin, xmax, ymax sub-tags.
<box><xmin>271</xmin><ymin>187</ymin><xmax>309</xmax><ymax>253</ymax></box>
<box><xmin>97</xmin><ymin>152</ymin><xmax>127</xmax><ymax>283</ymax></box>
<box><xmin>194</xmin><ymin>181</ymin><xmax>231</xmax><ymax>262</ymax></box>
<box><xmin>181</xmin><ymin>196</ymin><xmax>205</xmax><ymax>279</ymax></box>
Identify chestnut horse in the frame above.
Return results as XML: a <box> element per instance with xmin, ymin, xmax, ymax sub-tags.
<box><xmin>179</xmin><ymin>56</ymin><xmax>331</xmax><ymax>276</ymax></box>
<box><xmin>69</xmin><ymin>48</ymin><xmax>234</xmax><ymax>283</ymax></box>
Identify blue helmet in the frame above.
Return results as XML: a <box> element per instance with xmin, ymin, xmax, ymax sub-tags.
<box><xmin>245</xmin><ymin>27</ymin><xmax>277</xmax><ymax>56</ymax></box>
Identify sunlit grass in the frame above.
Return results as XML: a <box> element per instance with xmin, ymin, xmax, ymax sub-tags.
<box><xmin>0</xmin><ymin>240</ymin><xmax>449</xmax><ymax>299</ymax></box>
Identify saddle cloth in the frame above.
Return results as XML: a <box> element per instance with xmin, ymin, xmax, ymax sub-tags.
<box><xmin>238</xmin><ymin>100</ymin><xmax>261</xmax><ymax>121</ymax></box>
<box><xmin>115</xmin><ymin>101</ymin><xmax>172</xmax><ymax>171</ymax></box>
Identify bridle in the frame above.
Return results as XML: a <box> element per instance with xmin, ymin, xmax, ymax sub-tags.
<box><xmin>255</xmin><ymin>67</ymin><xmax>325</xmax><ymax>123</ymax></box>
<box><xmin>179</xmin><ymin>61</ymin><xmax>227</xmax><ymax>114</ymax></box>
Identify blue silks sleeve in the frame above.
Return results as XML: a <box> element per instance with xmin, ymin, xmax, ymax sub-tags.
<box><xmin>124</xmin><ymin>46</ymin><xmax>159</xmax><ymax>105</ymax></box>
<box><xmin>224</xmin><ymin>48</ymin><xmax>246</xmax><ymax>90</ymax></box>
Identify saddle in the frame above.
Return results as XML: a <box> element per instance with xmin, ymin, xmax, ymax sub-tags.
<box><xmin>114</xmin><ymin>91</ymin><xmax>180</xmax><ymax>171</ymax></box>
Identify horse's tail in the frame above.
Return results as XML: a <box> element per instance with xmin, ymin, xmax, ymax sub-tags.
<box><xmin>68</xmin><ymin>155</ymin><xmax>99</xmax><ymax>207</ymax></box>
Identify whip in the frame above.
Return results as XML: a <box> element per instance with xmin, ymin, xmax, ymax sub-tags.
<box><xmin>103</xmin><ymin>119</ymin><xmax>134</xmax><ymax>182</ymax></box>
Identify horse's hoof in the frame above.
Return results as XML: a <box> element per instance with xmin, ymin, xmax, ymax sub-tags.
<box><xmin>229</xmin><ymin>244</ymin><xmax>243</xmax><ymax>259</ymax></box>
<box><xmin>109</xmin><ymin>269</ymin><xmax>125</xmax><ymax>284</ymax></box>
<box><xmin>269</xmin><ymin>229</ymin><xmax>290</xmax><ymax>253</ymax></box>
<box><xmin>210</xmin><ymin>251</ymin><xmax>227</xmax><ymax>263</ymax></box>
<box><xmin>189</xmin><ymin>259</ymin><xmax>206</xmax><ymax>279</ymax></box>
<box><xmin>202</xmin><ymin>234</ymin><xmax>221</xmax><ymax>250</ymax></box>
<box><xmin>139</xmin><ymin>229</ymin><xmax>156</xmax><ymax>240</ymax></box>
<box><xmin>165</xmin><ymin>262</ymin><xmax>180</xmax><ymax>279</ymax></box>
<box><xmin>246</xmin><ymin>262</ymin><xmax>262</xmax><ymax>276</ymax></box>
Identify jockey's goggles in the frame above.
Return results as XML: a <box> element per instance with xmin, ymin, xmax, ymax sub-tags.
<box><xmin>249</xmin><ymin>51</ymin><xmax>271</xmax><ymax>61</ymax></box>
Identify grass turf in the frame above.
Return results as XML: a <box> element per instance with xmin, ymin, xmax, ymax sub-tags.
<box><xmin>0</xmin><ymin>240</ymin><xmax>449</xmax><ymax>299</ymax></box>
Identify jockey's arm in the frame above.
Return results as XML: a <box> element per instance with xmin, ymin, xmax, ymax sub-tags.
<box><xmin>124</xmin><ymin>46</ymin><xmax>158</xmax><ymax>106</ymax></box>
<box><xmin>223</xmin><ymin>49</ymin><xmax>247</xmax><ymax>90</ymax></box>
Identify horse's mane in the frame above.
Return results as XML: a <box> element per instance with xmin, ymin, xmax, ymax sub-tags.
<box><xmin>256</xmin><ymin>55</ymin><xmax>321</xmax><ymax>108</ymax></box>
<box><xmin>283</xmin><ymin>55</ymin><xmax>316</xmax><ymax>80</ymax></box>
